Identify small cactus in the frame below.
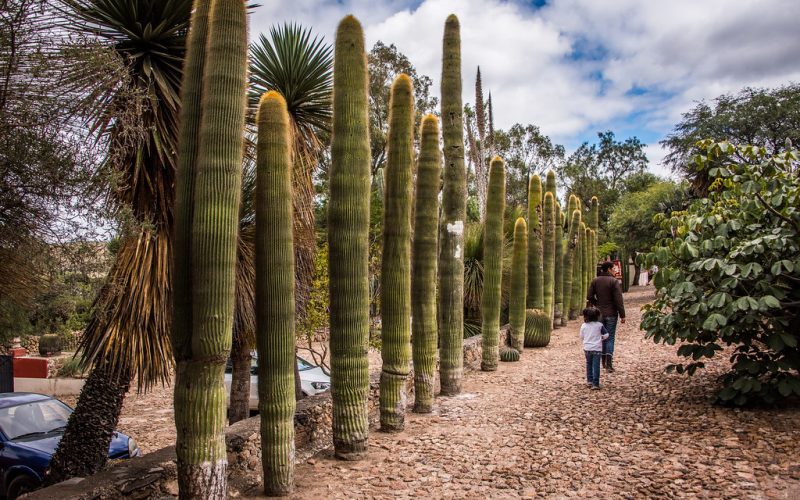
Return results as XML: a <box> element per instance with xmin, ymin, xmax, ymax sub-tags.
<box><xmin>524</xmin><ymin>308</ymin><xmax>552</xmax><ymax>348</ymax></box>
<box><xmin>499</xmin><ymin>346</ymin><xmax>521</xmax><ymax>362</ymax></box>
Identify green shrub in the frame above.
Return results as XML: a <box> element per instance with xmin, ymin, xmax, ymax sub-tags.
<box><xmin>641</xmin><ymin>140</ymin><xmax>800</xmax><ymax>406</ymax></box>
<box><xmin>38</xmin><ymin>334</ymin><xmax>62</xmax><ymax>356</ymax></box>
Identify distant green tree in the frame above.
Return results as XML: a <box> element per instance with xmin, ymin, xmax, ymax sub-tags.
<box><xmin>661</xmin><ymin>84</ymin><xmax>800</xmax><ymax>194</ymax></box>
<box><xmin>641</xmin><ymin>140</ymin><xmax>800</xmax><ymax>406</ymax></box>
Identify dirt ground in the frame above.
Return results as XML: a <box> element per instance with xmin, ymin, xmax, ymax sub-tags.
<box><xmin>62</xmin><ymin>286</ymin><xmax>800</xmax><ymax>498</ymax></box>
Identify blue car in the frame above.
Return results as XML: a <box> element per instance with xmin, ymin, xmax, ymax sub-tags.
<box><xmin>0</xmin><ymin>392</ymin><xmax>141</xmax><ymax>499</ymax></box>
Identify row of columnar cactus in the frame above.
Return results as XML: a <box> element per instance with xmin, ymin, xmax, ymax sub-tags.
<box><xmin>481</xmin><ymin>157</ymin><xmax>506</xmax><ymax>371</ymax></box>
<box><xmin>172</xmin><ymin>0</ymin><xmax>248</xmax><ymax>496</ymax></box>
<box><xmin>379</xmin><ymin>74</ymin><xmax>414</xmax><ymax>431</ymax></box>
<box><xmin>438</xmin><ymin>14</ymin><xmax>467</xmax><ymax>396</ymax></box>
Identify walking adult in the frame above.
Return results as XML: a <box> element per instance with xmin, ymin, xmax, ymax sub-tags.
<box><xmin>586</xmin><ymin>261</ymin><xmax>626</xmax><ymax>371</ymax></box>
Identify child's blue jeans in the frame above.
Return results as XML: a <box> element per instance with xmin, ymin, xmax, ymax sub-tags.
<box><xmin>585</xmin><ymin>350</ymin><xmax>602</xmax><ymax>387</ymax></box>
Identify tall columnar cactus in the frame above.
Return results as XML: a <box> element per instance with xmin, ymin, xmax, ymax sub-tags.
<box><xmin>380</xmin><ymin>74</ymin><xmax>413</xmax><ymax>431</ymax></box>
<box><xmin>438</xmin><ymin>14</ymin><xmax>467</xmax><ymax>396</ymax></box>
<box><xmin>553</xmin><ymin>204</ymin><xmax>564</xmax><ymax>328</ymax></box>
<box><xmin>255</xmin><ymin>92</ymin><xmax>295</xmax><ymax>496</ymax></box>
<box><xmin>412</xmin><ymin>115</ymin><xmax>440</xmax><ymax>414</ymax></box>
<box><xmin>574</xmin><ymin>221</ymin><xmax>586</xmax><ymax>316</ymax></box>
<box><xmin>526</xmin><ymin>174</ymin><xmax>543</xmax><ymax>309</ymax></box>
<box><xmin>171</xmin><ymin>0</ymin><xmax>247</xmax><ymax>496</ymax></box>
<box><xmin>564</xmin><ymin>209</ymin><xmax>582</xmax><ymax>321</ymax></box>
<box><xmin>590</xmin><ymin>196</ymin><xmax>599</xmax><ymax>277</ymax></box>
<box><xmin>545</xmin><ymin>169</ymin><xmax>557</xmax><ymax>199</ymax></box>
<box><xmin>328</xmin><ymin>15</ymin><xmax>371</xmax><ymax>460</ymax></box>
<box><xmin>481</xmin><ymin>157</ymin><xmax>506</xmax><ymax>372</ymax></box>
<box><xmin>542</xmin><ymin>192</ymin><xmax>556</xmax><ymax>322</ymax></box>
<box><xmin>509</xmin><ymin>217</ymin><xmax>527</xmax><ymax>352</ymax></box>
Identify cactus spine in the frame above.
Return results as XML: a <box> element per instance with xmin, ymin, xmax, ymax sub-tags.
<box><xmin>509</xmin><ymin>217</ymin><xmax>527</xmax><ymax>352</ymax></box>
<box><xmin>171</xmin><ymin>0</ymin><xmax>247</xmax><ymax>495</ymax></box>
<box><xmin>542</xmin><ymin>192</ymin><xmax>556</xmax><ymax>322</ymax></box>
<box><xmin>526</xmin><ymin>174</ymin><xmax>543</xmax><ymax>309</ymax></box>
<box><xmin>438</xmin><ymin>14</ymin><xmax>467</xmax><ymax>396</ymax></box>
<box><xmin>412</xmin><ymin>115</ymin><xmax>440</xmax><ymax>414</ymax></box>
<box><xmin>564</xmin><ymin>208</ymin><xmax>581</xmax><ymax>321</ymax></box>
<box><xmin>328</xmin><ymin>15</ymin><xmax>371</xmax><ymax>459</ymax></box>
<box><xmin>380</xmin><ymin>75</ymin><xmax>413</xmax><ymax>431</ymax></box>
<box><xmin>255</xmin><ymin>92</ymin><xmax>295</xmax><ymax>496</ymax></box>
<box><xmin>481</xmin><ymin>157</ymin><xmax>506</xmax><ymax>372</ymax></box>
<box><xmin>553</xmin><ymin>204</ymin><xmax>564</xmax><ymax>328</ymax></box>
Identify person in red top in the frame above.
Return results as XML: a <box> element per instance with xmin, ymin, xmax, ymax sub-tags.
<box><xmin>586</xmin><ymin>261</ymin><xmax>626</xmax><ymax>371</ymax></box>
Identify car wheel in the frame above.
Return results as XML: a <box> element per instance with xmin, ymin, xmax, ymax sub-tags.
<box><xmin>7</xmin><ymin>474</ymin><xmax>40</xmax><ymax>500</ymax></box>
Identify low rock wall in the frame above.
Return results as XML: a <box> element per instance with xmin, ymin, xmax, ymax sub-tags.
<box><xmin>28</xmin><ymin>334</ymin><xmax>490</xmax><ymax>499</ymax></box>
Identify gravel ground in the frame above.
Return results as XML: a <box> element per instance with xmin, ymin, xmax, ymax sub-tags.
<box><xmin>283</xmin><ymin>285</ymin><xmax>800</xmax><ymax>499</ymax></box>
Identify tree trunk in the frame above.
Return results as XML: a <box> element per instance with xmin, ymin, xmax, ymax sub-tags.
<box><xmin>45</xmin><ymin>361</ymin><xmax>130</xmax><ymax>485</ymax></box>
<box><xmin>631</xmin><ymin>251</ymin><xmax>641</xmax><ymax>286</ymax></box>
<box><xmin>294</xmin><ymin>351</ymin><xmax>303</xmax><ymax>401</ymax></box>
<box><xmin>228</xmin><ymin>346</ymin><xmax>251</xmax><ymax>424</ymax></box>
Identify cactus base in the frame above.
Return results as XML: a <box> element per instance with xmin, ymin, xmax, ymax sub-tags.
<box><xmin>379</xmin><ymin>371</ymin><xmax>407</xmax><ymax>432</ymax></box>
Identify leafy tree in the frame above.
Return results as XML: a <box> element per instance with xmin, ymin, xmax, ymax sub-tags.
<box><xmin>662</xmin><ymin>84</ymin><xmax>800</xmax><ymax>194</ymax></box>
<box><xmin>559</xmin><ymin>130</ymin><xmax>648</xmax><ymax>228</ymax></box>
<box><xmin>608</xmin><ymin>180</ymin><xmax>689</xmax><ymax>270</ymax></box>
<box><xmin>494</xmin><ymin>123</ymin><xmax>565</xmax><ymax>209</ymax></box>
<box><xmin>367</xmin><ymin>41</ymin><xmax>438</xmax><ymax>175</ymax></box>
<box><xmin>641</xmin><ymin>140</ymin><xmax>800</xmax><ymax>406</ymax></box>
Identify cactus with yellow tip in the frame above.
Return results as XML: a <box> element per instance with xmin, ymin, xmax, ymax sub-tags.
<box><xmin>412</xmin><ymin>115</ymin><xmax>440</xmax><ymax>414</ymax></box>
<box><xmin>380</xmin><ymin>74</ymin><xmax>413</xmax><ymax>431</ymax></box>
<box><xmin>328</xmin><ymin>15</ymin><xmax>371</xmax><ymax>460</ymax></box>
<box><xmin>527</xmin><ymin>175</ymin><xmax>543</xmax><ymax>309</ymax></box>
<box><xmin>438</xmin><ymin>14</ymin><xmax>467</xmax><ymax>396</ymax></box>
<box><xmin>509</xmin><ymin>217</ymin><xmax>527</xmax><ymax>352</ymax></box>
<box><xmin>255</xmin><ymin>91</ymin><xmax>296</xmax><ymax>496</ymax></box>
<box><xmin>481</xmin><ymin>157</ymin><xmax>506</xmax><ymax>371</ymax></box>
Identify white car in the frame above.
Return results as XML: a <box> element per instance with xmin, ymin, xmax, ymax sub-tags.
<box><xmin>224</xmin><ymin>354</ymin><xmax>331</xmax><ymax>410</ymax></box>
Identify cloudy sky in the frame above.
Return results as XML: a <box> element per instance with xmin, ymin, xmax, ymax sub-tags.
<box><xmin>250</xmin><ymin>0</ymin><xmax>800</xmax><ymax>176</ymax></box>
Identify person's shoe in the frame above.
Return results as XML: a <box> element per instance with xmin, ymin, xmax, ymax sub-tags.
<box><xmin>591</xmin><ymin>385</ymin><xmax>601</xmax><ymax>390</ymax></box>
<box><xmin>601</xmin><ymin>355</ymin><xmax>607</xmax><ymax>369</ymax></box>
<box><xmin>606</xmin><ymin>356</ymin><xmax>615</xmax><ymax>372</ymax></box>
<box><xmin>586</xmin><ymin>382</ymin><xmax>593</xmax><ymax>387</ymax></box>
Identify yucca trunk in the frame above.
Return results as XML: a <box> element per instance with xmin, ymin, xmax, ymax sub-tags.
<box><xmin>542</xmin><ymin>192</ymin><xmax>556</xmax><ymax>322</ymax></box>
<box><xmin>172</xmin><ymin>0</ymin><xmax>247</xmax><ymax>496</ymax></box>
<box><xmin>621</xmin><ymin>247</ymin><xmax>630</xmax><ymax>293</ymax></box>
<box><xmin>553</xmin><ymin>205</ymin><xmax>564</xmax><ymax>328</ymax></box>
<box><xmin>565</xmin><ymin>208</ymin><xmax>581</xmax><ymax>321</ymax></box>
<box><xmin>328</xmin><ymin>15</ymin><xmax>371</xmax><ymax>459</ymax></box>
<box><xmin>412</xmin><ymin>115</ymin><xmax>440</xmax><ymax>414</ymax></box>
<box><xmin>438</xmin><ymin>14</ymin><xmax>467</xmax><ymax>396</ymax></box>
<box><xmin>380</xmin><ymin>75</ymin><xmax>414</xmax><ymax>431</ymax></box>
<box><xmin>481</xmin><ymin>157</ymin><xmax>506</xmax><ymax>371</ymax></box>
<box><xmin>509</xmin><ymin>218</ymin><xmax>527</xmax><ymax>352</ymax></box>
<box><xmin>527</xmin><ymin>174</ymin><xmax>543</xmax><ymax>309</ymax></box>
<box><xmin>255</xmin><ymin>92</ymin><xmax>296</xmax><ymax>495</ymax></box>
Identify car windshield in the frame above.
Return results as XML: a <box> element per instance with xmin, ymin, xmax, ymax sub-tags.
<box><xmin>296</xmin><ymin>356</ymin><xmax>315</xmax><ymax>371</ymax></box>
<box><xmin>0</xmin><ymin>399</ymin><xmax>72</xmax><ymax>440</ymax></box>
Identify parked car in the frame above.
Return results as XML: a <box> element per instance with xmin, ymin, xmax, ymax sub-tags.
<box><xmin>0</xmin><ymin>392</ymin><xmax>140</xmax><ymax>500</ymax></box>
<box><xmin>224</xmin><ymin>354</ymin><xmax>331</xmax><ymax>410</ymax></box>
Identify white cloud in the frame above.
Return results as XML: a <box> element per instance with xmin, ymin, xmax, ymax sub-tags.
<box><xmin>250</xmin><ymin>0</ymin><xmax>800</xmax><ymax>172</ymax></box>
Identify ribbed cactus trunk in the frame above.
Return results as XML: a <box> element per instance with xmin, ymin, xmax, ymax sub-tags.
<box><xmin>438</xmin><ymin>14</ymin><xmax>467</xmax><ymax>396</ymax></box>
<box><xmin>590</xmin><ymin>196</ymin><xmax>599</xmax><ymax>279</ymax></box>
<box><xmin>565</xmin><ymin>209</ymin><xmax>582</xmax><ymax>321</ymax></box>
<box><xmin>380</xmin><ymin>75</ymin><xmax>413</xmax><ymax>431</ymax></box>
<box><xmin>172</xmin><ymin>0</ymin><xmax>247</xmax><ymax>496</ymax></box>
<box><xmin>545</xmin><ymin>169</ymin><xmax>557</xmax><ymax>199</ymax></box>
<box><xmin>509</xmin><ymin>217</ymin><xmax>527</xmax><ymax>352</ymax></box>
<box><xmin>574</xmin><ymin>221</ymin><xmax>586</xmax><ymax>315</ymax></box>
<box><xmin>481</xmin><ymin>157</ymin><xmax>506</xmax><ymax>372</ymax></box>
<box><xmin>255</xmin><ymin>92</ymin><xmax>295</xmax><ymax>496</ymax></box>
<box><xmin>526</xmin><ymin>175</ymin><xmax>543</xmax><ymax>309</ymax></box>
<box><xmin>561</xmin><ymin>195</ymin><xmax>578</xmax><ymax>324</ymax></box>
<box><xmin>328</xmin><ymin>16</ymin><xmax>371</xmax><ymax>460</ymax></box>
<box><xmin>584</xmin><ymin>224</ymin><xmax>592</xmax><ymax>302</ymax></box>
<box><xmin>553</xmin><ymin>205</ymin><xmax>564</xmax><ymax>329</ymax></box>
<box><xmin>412</xmin><ymin>115</ymin><xmax>440</xmax><ymax>414</ymax></box>
<box><xmin>542</xmin><ymin>192</ymin><xmax>556</xmax><ymax>322</ymax></box>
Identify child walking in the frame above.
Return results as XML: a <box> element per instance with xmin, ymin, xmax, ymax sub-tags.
<box><xmin>580</xmin><ymin>307</ymin><xmax>609</xmax><ymax>389</ymax></box>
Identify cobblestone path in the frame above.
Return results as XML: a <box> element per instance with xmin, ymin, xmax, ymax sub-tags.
<box><xmin>284</xmin><ymin>285</ymin><xmax>800</xmax><ymax>499</ymax></box>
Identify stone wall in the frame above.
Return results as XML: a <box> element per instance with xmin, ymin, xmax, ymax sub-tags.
<box><xmin>29</xmin><ymin>334</ymin><xmax>490</xmax><ymax>499</ymax></box>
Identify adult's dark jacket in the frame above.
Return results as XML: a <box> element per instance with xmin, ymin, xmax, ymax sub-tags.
<box><xmin>587</xmin><ymin>272</ymin><xmax>625</xmax><ymax>319</ymax></box>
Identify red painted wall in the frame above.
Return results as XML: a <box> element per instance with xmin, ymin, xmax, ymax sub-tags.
<box><xmin>13</xmin><ymin>357</ymin><xmax>48</xmax><ymax>378</ymax></box>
